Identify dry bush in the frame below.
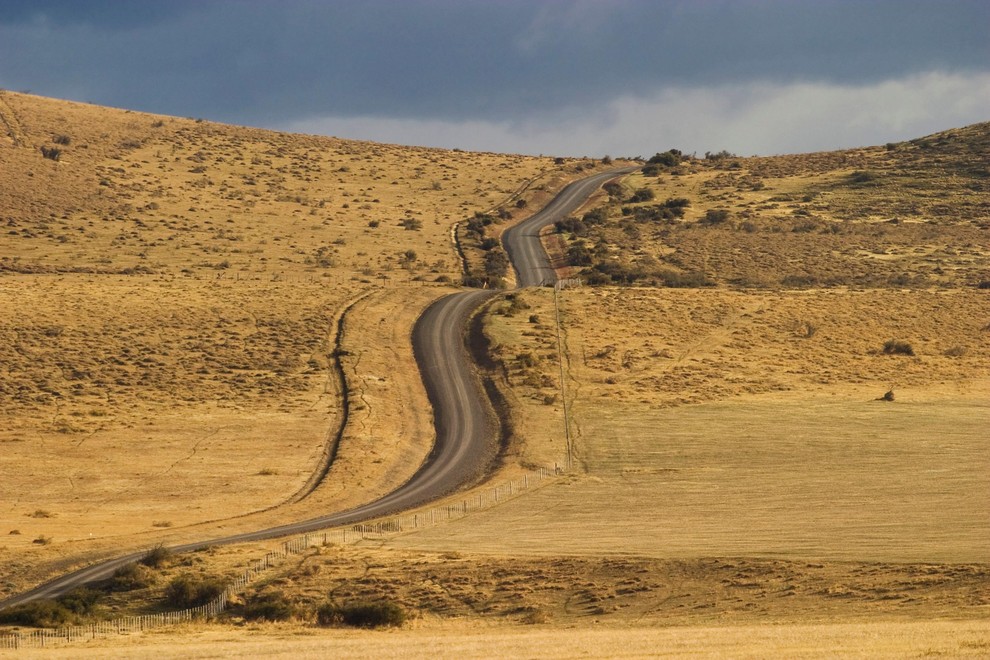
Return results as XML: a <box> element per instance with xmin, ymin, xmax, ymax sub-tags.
<box><xmin>316</xmin><ymin>600</ymin><xmax>406</xmax><ymax>628</ymax></box>
<box><xmin>238</xmin><ymin>590</ymin><xmax>301</xmax><ymax>622</ymax></box>
<box><xmin>163</xmin><ymin>574</ymin><xmax>225</xmax><ymax>608</ymax></box>
<box><xmin>109</xmin><ymin>563</ymin><xmax>157</xmax><ymax>592</ymax></box>
<box><xmin>139</xmin><ymin>544</ymin><xmax>174</xmax><ymax>569</ymax></box>
<box><xmin>882</xmin><ymin>339</ymin><xmax>915</xmax><ymax>356</ymax></box>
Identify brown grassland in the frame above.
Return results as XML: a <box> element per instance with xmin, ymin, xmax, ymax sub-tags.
<box><xmin>1</xmin><ymin>91</ymin><xmax>988</xmax><ymax>657</ymax></box>
<box><xmin>0</xmin><ymin>91</ymin><xmax>581</xmax><ymax>595</ymax></box>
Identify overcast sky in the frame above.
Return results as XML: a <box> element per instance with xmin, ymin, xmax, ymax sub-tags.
<box><xmin>1</xmin><ymin>0</ymin><xmax>987</xmax><ymax>157</ymax></box>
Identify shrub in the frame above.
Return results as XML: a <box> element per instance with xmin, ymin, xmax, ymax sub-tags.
<box><xmin>781</xmin><ymin>274</ymin><xmax>820</xmax><ymax>288</ymax></box>
<box><xmin>0</xmin><ymin>600</ymin><xmax>74</xmax><ymax>627</ymax></box>
<box><xmin>240</xmin><ymin>591</ymin><xmax>299</xmax><ymax>622</ymax></box>
<box><xmin>554</xmin><ymin>217</ymin><xmax>587</xmax><ymax>236</ymax></box>
<box><xmin>484</xmin><ymin>248</ymin><xmax>509</xmax><ymax>279</ymax></box>
<box><xmin>312</xmin><ymin>246</ymin><xmax>336</xmax><ymax>268</ymax></box>
<box><xmin>700</xmin><ymin>208</ymin><xmax>731</xmax><ymax>225</ymax></box>
<box><xmin>647</xmin><ymin>149</ymin><xmax>682</xmax><ymax>167</ymax></box>
<box><xmin>628</xmin><ymin>188</ymin><xmax>655</xmax><ymax>203</ymax></box>
<box><xmin>462</xmin><ymin>274</ymin><xmax>487</xmax><ymax>288</ymax></box>
<box><xmin>163</xmin><ymin>574</ymin><xmax>225</xmax><ymax>608</ymax></box>
<box><xmin>848</xmin><ymin>170</ymin><xmax>878</xmax><ymax>185</ymax></box>
<box><xmin>316</xmin><ymin>601</ymin><xmax>406</xmax><ymax>628</ymax></box>
<box><xmin>52</xmin><ymin>134</ymin><xmax>71</xmax><ymax>145</ymax></box>
<box><xmin>704</xmin><ymin>149</ymin><xmax>735</xmax><ymax>161</ymax></box>
<box><xmin>139</xmin><ymin>544</ymin><xmax>174</xmax><ymax>569</ymax></box>
<box><xmin>603</xmin><ymin>181</ymin><xmax>623</xmax><ymax>198</ymax></box>
<box><xmin>582</xmin><ymin>208</ymin><xmax>608</xmax><ymax>225</ymax></box>
<box><xmin>567</xmin><ymin>243</ymin><xmax>593</xmax><ymax>267</ymax></box>
<box><xmin>56</xmin><ymin>588</ymin><xmax>102</xmax><ymax>616</ymax></box>
<box><xmin>0</xmin><ymin>589</ymin><xmax>102</xmax><ymax>627</ymax></box>
<box><xmin>657</xmin><ymin>269</ymin><xmax>715</xmax><ymax>288</ymax></box>
<box><xmin>516</xmin><ymin>352</ymin><xmax>539</xmax><ymax>368</ymax></box>
<box><xmin>882</xmin><ymin>339</ymin><xmax>915</xmax><ymax>356</ymax></box>
<box><xmin>795</xmin><ymin>321</ymin><xmax>818</xmax><ymax>339</ymax></box>
<box><xmin>40</xmin><ymin>146</ymin><xmax>61</xmax><ymax>161</ymax></box>
<box><xmin>109</xmin><ymin>562</ymin><xmax>156</xmax><ymax>591</ymax></box>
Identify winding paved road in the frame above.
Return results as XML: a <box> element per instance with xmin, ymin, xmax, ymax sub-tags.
<box><xmin>0</xmin><ymin>168</ymin><xmax>630</xmax><ymax>610</ymax></box>
<box><xmin>503</xmin><ymin>168</ymin><xmax>636</xmax><ymax>286</ymax></box>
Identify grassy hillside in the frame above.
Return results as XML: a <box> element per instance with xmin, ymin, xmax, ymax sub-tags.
<box><xmin>0</xmin><ymin>90</ymin><xmax>586</xmax><ymax>597</ymax></box>
<box><xmin>546</xmin><ymin>124</ymin><xmax>990</xmax><ymax>289</ymax></box>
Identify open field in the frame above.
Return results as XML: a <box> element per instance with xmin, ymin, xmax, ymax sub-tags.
<box><xmin>3</xmin><ymin>537</ymin><xmax>987</xmax><ymax>656</ymax></box>
<box><xmin>9</xmin><ymin>619</ymin><xmax>990</xmax><ymax>659</ymax></box>
<box><xmin>391</xmin><ymin>287</ymin><xmax>990</xmax><ymax>562</ymax></box>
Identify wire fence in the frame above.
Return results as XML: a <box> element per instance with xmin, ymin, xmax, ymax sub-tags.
<box><xmin>0</xmin><ymin>463</ymin><xmax>562</xmax><ymax>650</ymax></box>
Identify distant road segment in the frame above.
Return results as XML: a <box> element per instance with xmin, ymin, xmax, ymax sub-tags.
<box><xmin>503</xmin><ymin>167</ymin><xmax>637</xmax><ymax>287</ymax></box>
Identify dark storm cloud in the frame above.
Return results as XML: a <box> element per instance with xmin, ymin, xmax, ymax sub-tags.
<box><xmin>0</xmin><ymin>0</ymin><xmax>202</xmax><ymax>29</ymax></box>
<box><xmin>0</xmin><ymin>1</ymin><xmax>987</xmax><ymax>154</ymax></box>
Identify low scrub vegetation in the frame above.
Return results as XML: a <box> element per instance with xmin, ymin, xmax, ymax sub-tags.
<box><xmin>0</xmin><ymin>588</ymin><xmax>102</xmax><ymax>628</ymax></box>
<box><xmin>316</xmin><ymin>600</ymin><xmax>406</xmax><ymax>628</ymax></box>
<box><xmin>163</xmin><ymin>574</ymin><xmax>225</xmax><ymax>609</ymax></box>
<box><xmin>139</xmin><ymin>544</ymin><xmax>174</xmax><ymax>569</ymax></box>
<box><xmin>108</xmin><ymin>563</ymin><xmax>157</xmax><ymax>592</ymax></box>
<box><xmin>882</xmin><ymin>339</ymin><xmax>915</xmax><ymax>356</ymax></box>
<box><xmin>238</xmin><ymin>590</ymin><xmax>301</xmax><ymax>622</ymax></box>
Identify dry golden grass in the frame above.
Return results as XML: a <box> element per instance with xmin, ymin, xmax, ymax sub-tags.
<box><xmin>8</xmin><ymin>540</ymin><xmax>984</xmax><ymax>656</ymax></box>
<box><xmin>216</xmin><ymin>545</ymin><xmax>989</xmax><ymax>626</ymax></box>
<box><xmin>392</xmin><ymin>287</ymin><xmax>989</xmax><ymax>561</ymax></box>
<box><xmin>549</xmin><ymin>124</ymin><xmax>990</xmax><ymax>289</ymax></box>
<box><xmin>0</xmin><ymin>281</ymin><xmax>447</xmax><ymax>599</ymax></box>
<box><xmin>9</xmin><ymin>618</ymin><xmax>990</xmax><ymax>659</ymax></box>
<box><xmin>0</xmin><ymin>91</ymin><xmax>561</xmax><ymax>280</ymax></box>
<box><xmin>3</xmin><ymin>92</ymin><xmax>988</xmax><ymax>656</ymax></box>
<box><xmin>0</xmin><ymin>91</ymin><xmax>565</xmax><ymax>599</ymax></box>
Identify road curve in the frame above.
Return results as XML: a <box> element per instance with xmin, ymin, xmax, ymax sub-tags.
<box><xmin>0</xmin><ymin>169</ymin><xmax>629</xmax><ymax>610</ymax></box>
<box><xmin>503</xmin><ymin>167</ymin><xmax>637</xmax><ymax>287</ymax></box>
<box><xmin>0</xmin><ymin>290</ymin><xmax>495</xmax><ymax>609</ymax></box>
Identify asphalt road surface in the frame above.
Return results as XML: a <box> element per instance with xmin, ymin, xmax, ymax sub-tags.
<box><xmin>0</xmin><ymin>168</ymin><xmax>630</xmax><ymax>610</ymax></box>
<box><xmin>503</xmin><ymin>167</ymin><xmax>637</xmax><ymax>286</ymax></box>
